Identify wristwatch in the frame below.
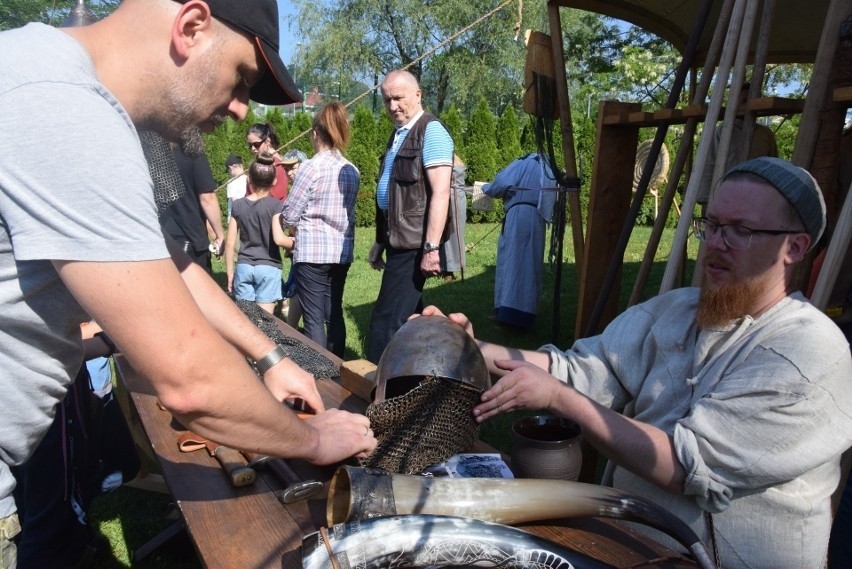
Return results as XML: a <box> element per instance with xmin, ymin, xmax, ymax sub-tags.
<box><xmin>254</xmin><ymin>344</ymin><xmax>288</xmax><ymax>376</ymax></box>
<box><xmin>423</xmin><ymin>242</ymin><xmax>440</xmax><ymax>253</ymax></box>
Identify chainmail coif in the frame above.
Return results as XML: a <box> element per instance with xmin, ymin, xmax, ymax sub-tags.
<box><xmin>361</xmin><ymin>376</ymin><xmax>482</xmax><ymax>475</ymax></box>
<box><xmin>235</xmin><ymin>299</ymin><xmax>339</xmax><ymax>379</ymax></box>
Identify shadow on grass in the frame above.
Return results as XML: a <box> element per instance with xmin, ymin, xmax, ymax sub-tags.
<box><xmin>88</xmin><ymin>486</ymin><xmax>201</xmax><ymax>568</ymax></box>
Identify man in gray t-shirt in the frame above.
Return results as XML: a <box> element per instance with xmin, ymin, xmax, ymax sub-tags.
<box><xmin>0</xmin><ymin>0</ymin><xmax>376</xmax><ymax>560</ymax></box>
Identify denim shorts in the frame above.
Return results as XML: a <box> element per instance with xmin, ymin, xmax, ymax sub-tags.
<box><xmin>234</xmin><ymin>263</ymin><xmax>283</xmax><ymax>304</ymax></box>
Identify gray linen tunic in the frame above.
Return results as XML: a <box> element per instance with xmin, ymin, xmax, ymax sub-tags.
<box><xmin>542</xmin><ymin>288</ymin><xmax>852</xmax><ymax>568</ymax></box>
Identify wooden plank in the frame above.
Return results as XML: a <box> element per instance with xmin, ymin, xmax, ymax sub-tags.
<box><xmin>117</xmin><ymin>315</ymin><xmax>699</xmax><ymax>568</ymax></box>
<box><xmin>337</xmin><ymin>359</ymin><xmax>376</xmax><ymax>402</ymax></box>
<box><xmin>833</xmin><ymin>86</ymin><xmax>852</xmax><ymax>102</ymax></box>
<box><xmin>627</xmin><ymin>110</ymin><xmax>656</xmax><ymax>126</ymax></box>
<box><xmin>747</xmin><ymin>95</ymin><xmax>805</xmax><ymax>114</ymax></box>
<box><xmin>131</xmin><ymin>390</ymin><xmax>307</xmax><ymax>568</ymax></box>
<box><xmin>575</xmin><ymin>100</ymin><xmax>640</xmax><ymax>339</ymax></box>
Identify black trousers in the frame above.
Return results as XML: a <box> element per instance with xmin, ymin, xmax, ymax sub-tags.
<box><xmin>366</xmin><ymin>245</ymin><xmax>425</xmax><ymax>363</ymax></box>
<box><xmin>295</xmin><ymin>262</ymin><xmax>350</xmax><ymax>358</ymax></box>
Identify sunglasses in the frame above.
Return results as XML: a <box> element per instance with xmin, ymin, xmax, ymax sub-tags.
<box><xmin>248</xmin><ymin>139</ymin><xmax>266</xmax><ymax>150</ymax></box>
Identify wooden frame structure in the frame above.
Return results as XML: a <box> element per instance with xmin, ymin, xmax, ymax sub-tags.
<box><xmin>544</xmin><ymin>0</ymin><xmax>852</xmax><ymax>343</ymax></box>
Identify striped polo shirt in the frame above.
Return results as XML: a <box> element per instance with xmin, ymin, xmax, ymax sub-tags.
<box><xmin>376</xmin><ymin>110</ymin><xmax>454</xmax><ymax>211</ymax></box>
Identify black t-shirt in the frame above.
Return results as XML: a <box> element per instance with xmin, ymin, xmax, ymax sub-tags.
<box><xmin>159</xmin><ymin>148</ymin><xmax>217</xmax><ymax>251</ymax></box>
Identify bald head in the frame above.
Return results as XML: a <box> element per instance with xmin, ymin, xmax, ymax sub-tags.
<box><xmin>381</xmin><ymin>69</ymin><xmax>423</xmax><ymax>126</ymax></box>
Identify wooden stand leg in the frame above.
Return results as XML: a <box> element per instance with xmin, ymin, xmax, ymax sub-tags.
<box><xmin>133</xmin><ymin>519</ymin><xmax>186</xmax><ymax>562</ymax></box>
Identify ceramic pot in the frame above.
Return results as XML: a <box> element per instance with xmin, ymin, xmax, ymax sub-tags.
<box><xmin>510</xmin><ymin>415</ymin><xmax>582</xmax><ymax>480</ymax></box>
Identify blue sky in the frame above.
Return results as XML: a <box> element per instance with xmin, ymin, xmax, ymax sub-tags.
<box><xmin>277</xmin><ymin>1</ymin><xmax>302</xmax><ymax>66</ymax></box>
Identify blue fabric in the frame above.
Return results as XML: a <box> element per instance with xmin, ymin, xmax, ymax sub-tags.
<box><xmin>484</xmin><ymin>154</ymin><xmax>557</xmax><ymax>328</ymax></box>
<box><xmin>84</xmin><ymin>357</ymin><xmax>111</xmax><ymax>398</ymax></box>
<box><xmin>375</xmin><ymin>127</ymin><xmax>409</xmax><ymax>211</ymax></box>
<box><xmin>281</xmin><ymin>259</ymin><xmax>298</xmax><ymax>299</ymax></box>
<box><xmin>420</xmin><ymin>121</ymin><xmax>454</xmax><ymax>168</ymax></box>
<box><xmin>233</xmin><ymin>263</ymin><xmax>283</xmax><ymax>303</ymax></box>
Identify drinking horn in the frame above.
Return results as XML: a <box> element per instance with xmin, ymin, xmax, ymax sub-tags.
<box><xmin>302</xmin><ymin>514</ymin><xmax>614</xmax><ymax>569</ymax></box>
<box><xmin>324</xmin><ymin>465</ymin><xmax>716</xmax><ymax>569</ymax></box>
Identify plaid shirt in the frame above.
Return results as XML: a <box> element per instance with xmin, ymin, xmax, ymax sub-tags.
<box><xmin>280</xmin><ymin>149</ymin><xmax>359</xmax><ymax>264</ymax></box>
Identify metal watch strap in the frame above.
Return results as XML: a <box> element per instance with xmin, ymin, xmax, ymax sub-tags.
<box><xmin>254</xmin><ymin>344</ymin><xmax>288</xmax><ymax>376</ymax></box>
<box><xmin>423</xmin><ymin>242</ymin><xmax>439</xmax><ymax>252</ymax></box>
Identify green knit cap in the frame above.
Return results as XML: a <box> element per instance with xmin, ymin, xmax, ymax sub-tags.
<box><xmin>725</xmin><ymin>157</ymin><xmax>826</xmax><ymax>249</ymax></box>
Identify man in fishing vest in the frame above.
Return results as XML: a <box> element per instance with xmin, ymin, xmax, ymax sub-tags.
<box><xmin>366</xmin><ymin>69</ymin><xmax>454</xmax><ymax>363</ymax></box>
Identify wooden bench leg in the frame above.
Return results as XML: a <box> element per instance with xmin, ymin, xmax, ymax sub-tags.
<box><xmin>133</xmin><ymin>518</ymin><xmax>186</xmax><ymax>562</ymax></box>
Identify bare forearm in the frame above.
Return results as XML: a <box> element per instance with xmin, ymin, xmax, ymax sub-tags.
<box><xmin>551</xmin><ymin>387</ymin><xmax>686</xmax><ymax>493</ymax></box>
<box><xmin>55</xmin><ymin>259</ymin><xmax>320</xmax><ymax>459</ymax></box>
<box><xmin>199</xmin><ymin>193</ymin><xmax>224</xmax><ymax>241</ymax></box>
<box><xmin>165</xmin><ymin>236</ymin><xmax>274</xmax><ymax>361</ymax></box>
<box><xmin>476</xmin><ymin>339</ymin><xmax>550</xmax><ymax>378</ymax></box>
<box><xmin>424</xmin><ymin>166</ymin><xmax>451</xmax><ymax>244</ymax></box>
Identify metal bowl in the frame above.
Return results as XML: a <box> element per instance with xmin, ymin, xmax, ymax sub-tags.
<box><xmin>373</xmin><ymin>316</ymin><xmax>491</xmax><ymax>402</ymax></box>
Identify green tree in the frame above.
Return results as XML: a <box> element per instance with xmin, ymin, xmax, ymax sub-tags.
<box><xmin>348</xmin><ymin>104</ymin><xmax>380</xmax><ymax>191</ymax></box>
<box><xmin>291</xmin><ymin>0</ymin><xmax>545</xmax><ymax>115</ymax></box>
<box><xmin>1</xmin><ymin>0</ymin><xmax>118</xmax><ymax>30</ymax></box>
<box><xmin>464</xmin><ymin>98</ymin><xmax>499</xmax><ymax>183</ymax></box>
<box><xmin>439</xmin><ymin>103</ymin><xmax>464</xmax><ymax>150</ymax></box>
<box><xmin>496</xmin><ymin>104</ymin><xmax>522</xmax><ymax>166</ymax></box>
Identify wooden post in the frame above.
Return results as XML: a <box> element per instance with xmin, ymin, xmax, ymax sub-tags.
<box><xmin>629</xmin><ymin>0</ymin><xmax>736</xmax><ymax>305</ymax></box>
<box><xmin>574</xmin><ymin>101</ymin><xmax>640</xmax><ymax>339</ymax></box>
<box><xmin>548</xmin><ymin>2</ymin><xmax>584</xmax><ymax>268</ymax></box>
<box><xmin>793</xmin><ymin>0</ymin><xmax>852</xmax><ymax>167</ymax></box>
<box><xmin>707</xmin><ymin>0</ymin><xmax>761</xmax><ymax>204</ymax></box>
<box><xmin>811</xmin><ymin>183</ymin><xmax>852</xmax><ymax>308</ymax></box>
<box><xmin>660</xmin><ymin>0</ymin><xmax>750</xmax><ymax>294</ymax></box>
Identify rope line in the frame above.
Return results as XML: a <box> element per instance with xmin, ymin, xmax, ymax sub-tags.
<box><xmin>276</xmin><ymin>0</ymin><xmax>519</xmax><ymax>152</ymax></box>
<box><xmin>214</xmin><ymin>0</ymin><xmax>519</xmax><ymax>193</ymax></box>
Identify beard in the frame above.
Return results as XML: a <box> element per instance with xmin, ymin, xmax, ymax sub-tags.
<box><xmin>152</xmin><ymin>44</ymin><xmax>225</xmax><ymax>157</ymax></box>
<box><xmin>695</xmin><ymin>280</ymin><xmax>758</xmax><ymax>328</ymax></box>
<box><xmin>695</xmin><ymin>263</ymin><xmax>778</xmax><ymax>328</ymax></box>
<box><xmin>177</xmin><ymin>115</ymin><xmax>227</xmax><ymax>157</ymax></box>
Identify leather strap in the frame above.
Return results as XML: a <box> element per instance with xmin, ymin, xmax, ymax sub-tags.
<box><xmin>320</xmin><ymin>526</ymin><xmax>341</xmax><ymax>569</ymax></box>
<box><xmin>177</xmin><ymin>431</ymin><xmax>220</xmax><ymax>455</ymax></box>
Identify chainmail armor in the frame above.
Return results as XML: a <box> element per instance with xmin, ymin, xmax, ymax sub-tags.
<box><xmin>235</xmin><ymin>299</ymin><xmax>339</xmax><ymax>379</ymax></box>
<box><xmin>361</xmin><ymin>376</ymin><xmax>481</xmax><ymax>474</ymax></box>
<box><xmin>138</xmin><ymin>131</ymin><xmax>186</xmax><ymax>217</ymax></box>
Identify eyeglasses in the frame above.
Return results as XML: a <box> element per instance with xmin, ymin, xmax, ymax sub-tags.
<box><xmin>692</xmin><ymin>217</ymin><xmax>802</xmax><ymax>250</ymax></box>
<box><xmin>248</xmin><ymin>139</ymin><xmax>266</xmax><ymax>150</ymax></box>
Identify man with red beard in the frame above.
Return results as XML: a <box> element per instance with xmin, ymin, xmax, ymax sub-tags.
<box><xmin>423</xmin><ymin>157</ymin><xmax>852</xmax><ymax>568</ymax></box>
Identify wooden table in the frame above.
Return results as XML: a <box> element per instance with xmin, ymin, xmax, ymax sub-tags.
<box><xmin>116</xmin><ymin>321</ymin><xmax>696</xmax><ymax>569</ymax></box>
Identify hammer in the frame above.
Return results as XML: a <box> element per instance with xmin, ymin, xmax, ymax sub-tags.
<box><xmin>178</xmin><ymin>432</ymin><xmax>256</xmax><ymax>488</ymax></box>
<box><xmin>243</xmin><ymin>452</ymin><xmax>324</xmax><ymax>504</ymax></box>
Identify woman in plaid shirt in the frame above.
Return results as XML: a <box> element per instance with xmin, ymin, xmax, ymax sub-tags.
<box><xmin>277</xmin><ymin>103</ymin><xmax>359</xmax><ymax>357</ymax></box>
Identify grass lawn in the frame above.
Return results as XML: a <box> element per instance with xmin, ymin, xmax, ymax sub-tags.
<box><xmin>86</xmin><ymin>221</ymin><xmax>698</xmax><ymax>567</ymax></box>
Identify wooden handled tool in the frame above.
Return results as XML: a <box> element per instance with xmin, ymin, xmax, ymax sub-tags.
<box><xmin>244</xmin><ymin>452</ymin><xmax>323</xmax><ymax>503</ymax></box>
<box><xmin>178</xmin><ymin>432</ymin><xmax>256</xmax><ymax>488</ymax></box>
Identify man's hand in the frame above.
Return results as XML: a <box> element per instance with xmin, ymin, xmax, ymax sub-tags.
<box><xmin>473</xmin><ymin>360</ymin><xmax>563</xmax><ymax>422</ymax></box>
<box><xmin>420</xmin><ymin>249</ymin><xmax>441</xmax><ymax>276</ymax></box>
<box><xmin>303</xmin><ymin>409</ymin><xmax>377</xmax><ymax>463</ymax></box>
<box><xmin>262</xmin><ymin>358</ymin><xmax>325</xmax><ymax>413</ymax></box>
<box><xmin>368</xmin><ymin>242</ymin><xmax>385</xmax><ymax>270</ymax></box>
<box><xmin>419</xmin><ymin>305</ymin><xmax>476</xmax><ymax>338</ymax></box>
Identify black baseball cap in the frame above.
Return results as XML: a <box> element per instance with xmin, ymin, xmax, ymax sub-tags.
<box><xmin>176</xmin><ymin>0</ymin><xmax>302</xmax><ymax>105</ymax></box>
